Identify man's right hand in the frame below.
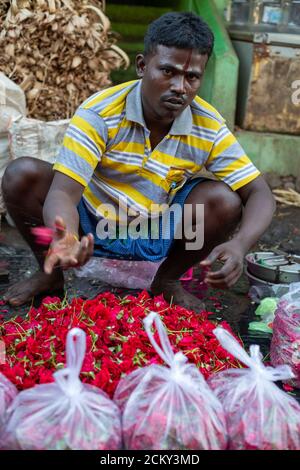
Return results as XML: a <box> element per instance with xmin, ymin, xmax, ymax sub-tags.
<box><xmin>44</xmin><ymin>216</ymin><xmax>94</xmax><ymax>274</ymax></box>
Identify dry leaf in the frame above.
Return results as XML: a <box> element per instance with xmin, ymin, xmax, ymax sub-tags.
<box><xmin>0</xmin><ymin>0</ymin><xmax>129</xmax><ymax>120</ymax></box>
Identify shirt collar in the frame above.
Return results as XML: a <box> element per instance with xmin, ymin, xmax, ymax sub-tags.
<box><xmin>125</xmin><ymin>79</ymin><xmax>193</xmax><ymax>136</ymax></box>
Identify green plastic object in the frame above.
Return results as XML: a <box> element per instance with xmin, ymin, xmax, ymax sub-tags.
<box><xmin>255</xmin><ymin>297</ymin><xmax>278</xmax><ymax>317</ymax></box>
<box><xmin>248</xmin><ymin>321</ymin><xmax>273</xmax><ymax>334</ymax></box>
<box><xmin>248</xmin><ymin>297</ymin><xmax>278</xmax><ymax>333</ymax></box>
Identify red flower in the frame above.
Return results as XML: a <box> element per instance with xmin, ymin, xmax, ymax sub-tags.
<box><xmin>0</xmin><ymin>290</ymin><xmax>242</xmax><ymax>397</ymax></box>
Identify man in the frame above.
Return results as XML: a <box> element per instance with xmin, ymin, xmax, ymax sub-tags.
<box><xmin>2</xmin><ymin>12</ymin><xmax>275</xmax><ymax>310</ymax></box>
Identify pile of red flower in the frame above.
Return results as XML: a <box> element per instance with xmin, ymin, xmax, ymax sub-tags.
<box><xmin>0</xmin><ymin>291</ymin><xmax>241</xmax><ymax>397</ymax></box>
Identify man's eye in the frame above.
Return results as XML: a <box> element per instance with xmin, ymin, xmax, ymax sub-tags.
<box><xmin>187</xmin><ymin>74</ymin><xmax>198</xmax><ymax>81</ymax></box>
<box><xmin>162</xmin><ymin>68</ymin><xmax>172</xmax><ymax>75</ymax></box>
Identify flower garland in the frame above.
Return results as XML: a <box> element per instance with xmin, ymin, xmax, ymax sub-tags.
<box><xmin>0</xmin><ymin>291</ymin><xmax>242</xmax><ymax>396</ymax></box>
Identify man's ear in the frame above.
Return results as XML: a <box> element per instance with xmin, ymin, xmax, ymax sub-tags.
<box><xmin>136</xmin><ymin>54</ymin><xmax>146</xmax><ymax>78</ymax></box>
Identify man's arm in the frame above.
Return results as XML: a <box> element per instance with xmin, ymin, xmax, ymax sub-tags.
<box><xmin>233</xmin><ymin>175</ymin><xmax>276</xmax><ymax>252</ymax></box>
<box><xmin>42</xmin><ymin>105</ymin><xmax>107</xmax><ymax>273</ymax></box>
<box><xmin>43</xmin><ymin>171</ymin><xmax>94</xmax><ymax>274</ymax></box>
<box><xmin>201</xmin><ymin>176</ymin><xmax>276</xmax><ymax>288</ymax></box>
<box><xmin>43</xmin><ymin>171</ymin><xmax>83</xmax><ymax>235</ymax></box>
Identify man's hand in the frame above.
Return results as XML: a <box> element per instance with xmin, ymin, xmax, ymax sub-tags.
<box><xmin>200</xmin><ymin>239</ymin><xmax>245</xmax><ymax>289</ymax></box>
<box><xmin>44</xmin><ymin>216</ymin><xmax>94</xmax><ymax>274</ymax></box>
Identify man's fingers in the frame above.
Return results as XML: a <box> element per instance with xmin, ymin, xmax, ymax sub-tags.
<box><xmin>205</xmin><ymin>269</ymin><xmax>242</xmax><ymax>286</ymax></box>
<box><xmin>44</xmin><ymin>231</ymin><xmax>93</xmax><ymax>271</ymax></box>
<box><xmin>76</xmin><ymin>237</ymin><xmax>89</xmax><ymax>265</ymax></box>
<box><xmin>227</xmin><ymin>272</ymin><xmax>241</xmax><ymax>288</ymax></box>
<box><xmin>76</xmin><ymin>234</ymin><xmax>94</xmax><ymax>266</ymax></box>
<box><xmin>45</xmin><ymin>250</ymin><xmax>79</xmax><ymax>273</ymax></box>
<box><xmin>87</xmin><ymin>233</ymin><xmax>94</xmax><ymax>257</ymax></box>
<box><xmin>54</xmin><ymin>216</ymin><xmax>66</xmax><ymax>239</ymax></box>
<box><xmin>44</xmin><ymin>252</ymin><xmax>60</xmax><ymax>274</ymax></box>
<box><xmin>205</xmin><ymin>260</ymin><xmax>242</xmax><ymax>280</ymax></box>
<box><xmin>86</xmin><ymin>236</ymin><xmax>94</xmax><ymax>262</ymax></box>
<box><xmin>205</xmin><ymin>267</ymin><xmax>241</xmax><ymax>288</ymax></box>
<box><xmin>79</xmin><ymin>233</ymin><xmax>94</xmax><ymax>264</ymax></box>
<box><xmin>61</xmin><ymin>256</ymin><xmax>78</xmax><ymax>268</ymax></box>
<box><xmin>200</xmin><ymin>248</ymin><xmax>222</xmax><ymax>267</ymax></box>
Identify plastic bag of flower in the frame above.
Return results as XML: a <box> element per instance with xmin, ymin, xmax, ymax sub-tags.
<box><xmin>208</xmin><ymin>327</ymin><xmax>300</xmax><ymax>450</ymax></box>
<box><xmin>4</xmin><ymin>328</ymin><xmax>122</xmax><ymax>450</ymax></box>
<box><xmin>114</xmin><ymin>311</ymin><xmax>228</xmax><ymax>450</ymax></box>
<box><xmin>270</xmin><ymin>282</ymin><xmax>300</xmax><ymax>388</ymax></box>
<box><xmin>0</xmin><ymin>373</ymin><xmax>17</xmax><ymax>434</ymax></box>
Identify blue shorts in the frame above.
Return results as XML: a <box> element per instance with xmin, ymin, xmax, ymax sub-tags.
<box><xmin>78</xmin><ymin>177</ymin><xmax>204</xmax><ymax>261</ymax></box>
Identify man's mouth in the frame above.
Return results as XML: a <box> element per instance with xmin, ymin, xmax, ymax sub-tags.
<box><xmin>163</xmin><ymin>98</ymin><xmax>185</xmax><ymax>110</ymax></box>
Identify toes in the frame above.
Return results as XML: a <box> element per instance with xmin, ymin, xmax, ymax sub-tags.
<box><xmin>3</xmin><ymin>288</ymin><xmax>13</xmax><ymax>301</ymax></box>
<box><xmin>8</xmin><ymin>299</ymin><xmax>21</xmax><ymax>307</ymax></box>
<box><xmin>3</xmin><ymin>293</ymin><xmax>13</xmax><ymax>304</ymax></box>
<box><xmin>8</xmin><ymin>295</ymin><xmax>26</xmax><ymax>307</ymax></box>
<box><xmin>3</xmin><ymin>287</ymin><xmax>32</xmax><ymax>306</ymax></box>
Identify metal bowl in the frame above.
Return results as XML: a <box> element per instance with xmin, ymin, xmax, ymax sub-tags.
<box><xmin>245</xmin><ymin>251</ymin><xmax>300</xmax><ymax>284</ymax></box>
<box><xmin>245</xmin><ymin>267</ymin><xmax>278</xmax><ymax>287</ymax></box>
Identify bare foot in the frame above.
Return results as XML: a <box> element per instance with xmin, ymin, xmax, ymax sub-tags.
<box><xmin>3</xmin><ymin>270</ymin><xmax>64</xmax><ymax>306</ymax></box>
<box><xmin>151</xmin><ymin>278</ymin><xmax>205</xmax><ymax>313</ymax></box>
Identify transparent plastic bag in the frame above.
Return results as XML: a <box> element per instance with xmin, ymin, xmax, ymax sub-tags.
<box><xmin>4</xmin><ymin>328</ymin><xmax>122</xmax><ymax>450</ymax></box>
<box><xmin>114</xmin><ymin>312</ymin><xmax>228</xmax><ymax>450</ymax></box>
<box><xmin>208</xmin><ymin>327</ymin><xmax>300</xmax><ymax>450</ymax></box>
<box><xmin>74</xmin><ymin>257</ymin><xmax>163</xmax><ymax>290</ymax></box>
<box><xmin>270</xmin><ymin>282</ymin><xmax>300</xmax><ymax>388</ymax></box>
<box><xmin>248</xmin><ymin>284</ymin><xmax>289</xmax><ymax>303</ymax></box>
<box><xmin>0</xmin><ymin>373</ymin><xmax>17</xmax><ymax>430</ymax></box>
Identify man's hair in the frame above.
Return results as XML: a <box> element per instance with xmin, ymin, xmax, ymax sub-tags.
<box><xmin>144</xmin><ymin>12</ymin><xmax>214</xmax><ymax>58</ymax></box>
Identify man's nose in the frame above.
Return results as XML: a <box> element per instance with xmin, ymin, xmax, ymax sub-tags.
<box><xmin>170</xmin><ymin>75</ymin><xmax>186</xmax><ymax>94</ymax></box>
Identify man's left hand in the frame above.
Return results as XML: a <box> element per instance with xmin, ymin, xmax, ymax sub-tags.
<box><xmin>200</xmin><ymin>239</ymin><xmax>245</xmax><ymax>289</ymax></box>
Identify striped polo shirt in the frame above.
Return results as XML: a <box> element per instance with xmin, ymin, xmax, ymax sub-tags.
<box><xmin>53</xmin><ymin>79</ymin><xmax>260</xmax><ymax>221</ymax></box>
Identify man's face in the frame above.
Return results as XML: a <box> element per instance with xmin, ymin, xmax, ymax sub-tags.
<box><xmin>136</xmin><ymin>45</ymin><xmax>208</xmax><ymax>124</ymax></box>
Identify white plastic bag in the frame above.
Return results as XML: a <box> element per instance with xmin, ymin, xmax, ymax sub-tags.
<box><xmin>0</xmin><ymin>73</ymin><xmax>26</xmax><ymax>213</ymax></box>
<box><xmin>270</xmin><ymin>281</ymin><xmax>300</xmax><ymax>388</ymax></box>
<box><xmin>75</xmin><ymin>257</ymin><xmax>162</xmax><ymax>290</ymax></box>
<box><xmin>0</xmin><ymin>133</ymin><xmax>10</xmax><ymax>213</ymax></box>
<box><xmin>4</xmin><ymin>328</ymin><xmax>122</xmax><ymax>450</ymax></box>
<box><xmin>0</xmin><ymin>73</ymin><xmax>26</xmax><ymax>127</ymax></box>
<box><xmin>208</xmin><ymin>327</ymin><xmax>300</xmax><ymax>450</ymax></box>
<box><xmin>114</xmin><ymin>312</ymin><xmax>228</xmax><ymax>450</ymax></box>
<box><xmin>8</xmin><ymin>115</ymin><xmax>69</xmax><ymax>163</ymax></box>
<box><xmin>0</xmin><ymin>373</ymin><xmax>17</xmax><ymax>431</ymax></box>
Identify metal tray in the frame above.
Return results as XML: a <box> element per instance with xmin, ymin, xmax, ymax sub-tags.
<box><xmin>245</xmin><ymin>251</ymin><xmax>300</xmax><ymax>283</ymax></box>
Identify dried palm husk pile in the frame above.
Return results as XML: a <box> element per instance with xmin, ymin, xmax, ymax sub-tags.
<box><xmin>0</xmin><ymin>0</ymin><xmax>130</xmax><ymax>120</ymax></box>
<box><xmin>0</xmin><ymin>1</ymin><xmax>11</xmax><ymax>19</ymax></box>
<box><xmin>273</xmin><ymin>188</ymin><xmax>300</xmax><ymax>207</ymax></box>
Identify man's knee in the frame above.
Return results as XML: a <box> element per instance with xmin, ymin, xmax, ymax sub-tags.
<box><xmin>206</xmin><ymin>182</ymin><xmax>242</xmax><ymax>225</ymax></box>
<box><xmin>186</xmin><ymin>181</ymin><xmax>242</xmax><ymax>228</ymax></box>
<box><xmin>2</xmin><ymin>157</ymin><xmax>48</xmax><ymax>202</ymax></box>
